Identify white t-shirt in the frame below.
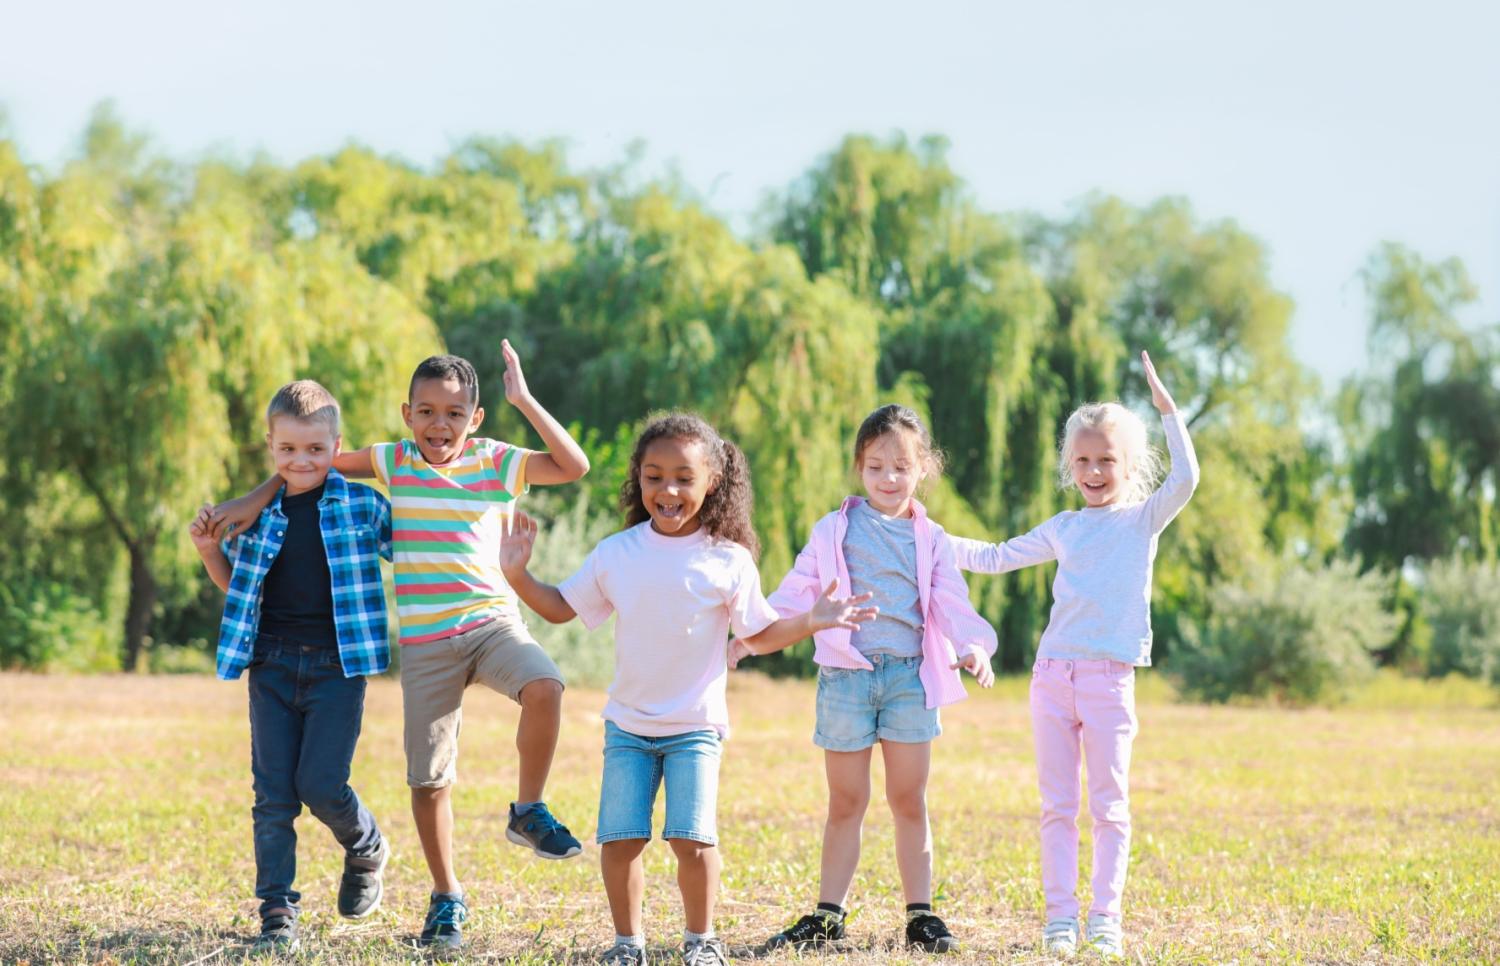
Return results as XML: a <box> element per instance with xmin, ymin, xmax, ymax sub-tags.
<box><xmin>559</xmin><ymin>522</ymin><xmax>779</xmax><ymax>738</ymax></box>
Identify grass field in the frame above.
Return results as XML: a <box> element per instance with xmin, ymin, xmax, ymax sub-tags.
<box><xmin>1</xmin><ymin>671</ymin><xmax>1497</xmax><ymax>965</ymax></box>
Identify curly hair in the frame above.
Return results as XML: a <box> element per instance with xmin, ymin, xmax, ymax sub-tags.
<box><xmin>620</xmin><ymin>412</ymin><xmax>760</xmax><ymax>559</ymax></box>
<box><xmin>1057</xmin><ymin>402</ymin><xmax>1164</xmax><ymax>505</ymax></box>
<box><xmin>852</xmin><ymin>404</ymin><xmax>945</xmax><ymax>489</ymax></box>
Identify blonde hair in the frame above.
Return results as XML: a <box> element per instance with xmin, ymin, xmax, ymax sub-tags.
<box><xmin>266</xmin><ymin>380</ymin><xmax>341</xmax><ymax>434</ymax></box>
<box><xmin>1057</xmin><ymin>402</ymin><xmax>1162</xmax><ymax>505</ymax></box>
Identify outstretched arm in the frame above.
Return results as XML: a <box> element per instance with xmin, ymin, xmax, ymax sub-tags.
<box><xmin>498</xmin><ymin>511</ymin><xmax>578</xmax><ymax>624</ymax></box>
<box><xmin>501</xmin><ymin>339</ymin><xmax>589</xmax><ymax>486</ymax></box>
<box><xmin>949</xmin><ymin>524</ymin><xmax>1058</xmax><ymax>574</ymax></box>
<box><xmin>1141</xmin><ymin>350</ymin><xmax>1201</xmax><ymax>530</ymax></box>
<box><xmin>738</xmin><ymin>579</ymin><xmax>878</xmax><ymax>657</ymax></box>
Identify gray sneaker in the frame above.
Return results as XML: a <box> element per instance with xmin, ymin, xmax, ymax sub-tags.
<box><xmin>337</xmin><ymin>837</ymin><xmax>389</xmax><ymax>919</ymax></box>
<box><xmin>682</xmin><ymin>937</ymin><xmax>729</xmax><ymax>965</ymax></box>
<box><xmin>1086</xmin><ymin>914</ymin><xmax>1124</xmax><ymax>958</ymax></box>
<box><xmin>1042</xmin><ymin>917</ymin><xmax>1079</xmax><ymax>957</ymax></box>
<box><xmin>251</xmin><ymin>909</ymin><xmax>299</xmax><ymax>955</ymax></box>
<box><xmin>601</xmin><ymin>940</ymin><xmax>648</xmax><ymax>964</ymax></box>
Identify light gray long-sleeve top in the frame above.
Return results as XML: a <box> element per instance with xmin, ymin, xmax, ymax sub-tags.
<box><xmin>950</xmin><ymin>412</ymin><xmax>1200</xmax><ymax>666</ymax></box>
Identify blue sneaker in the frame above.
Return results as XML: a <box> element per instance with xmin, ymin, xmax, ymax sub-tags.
<box><xmin>506</xmin><ymin>802</ymin><xmax>583</xmax><ymax>859</ymax></box>
<box><xmin>420</xmin><ymin>892</ymin><xmax>468</xmax><ymax>953</ymax></box>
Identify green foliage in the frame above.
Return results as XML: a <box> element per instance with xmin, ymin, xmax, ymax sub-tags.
<box><xmin>0</xmin><ymin>578</ymin><xmax>117</xmax><ymax>672</ymax></box>
<box><xmin>1175</xmin><ymin>561</ymin><xmax>1398</xmax><ymax>706</ymax></box>
<box><xmin>1420</xmin><ymin>556</ymin><xmax>1500</xmax><ymax>685</ymax></box>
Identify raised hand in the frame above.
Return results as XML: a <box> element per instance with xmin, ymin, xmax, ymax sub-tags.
<box><xmin>501</xmin><ymin>338</ymin><xmax>532</xmax><ymax>407</ymax></box>
<box><xmin>808</xmin><ymin>578</ymin><xmax>879</xmax><ymax>633</ymax></box>
<box><xmin>950</xmin><ymin>650</ymin><xmax>995</xmax><ymax>688</ymax></box>
<box><xmin>499</xmin><ymin>510</ymin><xmax>539</xmax><ymax>577</ymax></box>
<box><xmin>1141</xmin><ymin>350</ymin><xmax>1177</xmax><ymax>415</ymax></box>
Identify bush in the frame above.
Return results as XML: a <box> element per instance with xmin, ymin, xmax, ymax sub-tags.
<box><xmin>1174</xmin><ymin>561</ymin><xmax>1397</xmax><ymax>706</ymax></box>
<box><xmin>0</xmin><ymin>578</ymin><xmax>119</xmax><ymax>672</ymax></box>
<box><xmin>1420</xmin><ymin>556</ymin><xmax>1500</xmax><ymax>685</ymax></box>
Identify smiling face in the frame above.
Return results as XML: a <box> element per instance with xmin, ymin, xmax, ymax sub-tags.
<box><xmin>266</xmin><ymin>416</ymin><xmax>340</xmax><ymax>496</ymax></box>
<box><xmin>858</xmin><ymin>430</ymin><xmax>925</xmax><ymax>518</ymax></box>
<box><xmin>638</xmin><ymin>436</ymin><xmax>717</xmax><ymax>537</ymax></box>
<box><xmin>403</xmin><ymin>376</ymin><xmax>484</xmax><ymax>466</ymax></box>
<box><xmin>1069</xmin><ymin>426</ymin><xmax>1130</xmax><ymax>507</ymax></box>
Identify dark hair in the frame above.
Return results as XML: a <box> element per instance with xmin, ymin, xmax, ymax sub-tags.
<box><xmin>409</xmin><ymin>354</ymin><xmax>479</xmax><ymax>405</ymax></box>
<box><xmin>621</xmin><ymin>412</ymin><xmax>760</xmax><ymax>559</ymax></box>
<box><xmin>853</xmin><ymin>404</ymin><xmax>945</xmax><ymax>483</ymax></box>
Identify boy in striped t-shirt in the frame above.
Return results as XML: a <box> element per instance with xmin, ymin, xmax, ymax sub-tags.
<box><xmin>209</xmin><ymin>341</ymin><xmax>590</xmax><ymax>952</ymax></box>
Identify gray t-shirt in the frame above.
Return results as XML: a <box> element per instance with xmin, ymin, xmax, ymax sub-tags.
<box><xmin>843</xmin><ymin>500</ymin><xmax>924</xmax><ymax>657</ymax></box>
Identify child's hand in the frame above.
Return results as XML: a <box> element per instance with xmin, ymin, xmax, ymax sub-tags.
<box><xmin>500</xmin><ymin>510</ymin><xmax>538</xmax><ymax>577</ymax></box>
<box><xmin>951</xmin><ymin>649</ymin><xmax>995</xmax><ymax>688</ymax></box>
<box><xmin>188</xmin><ymin>502</ymin><xmax>219</xmax><ymax>553</ymax></box>
<box><xmin>205</xmin><ymin>495</ymin><xmax>259</xmax><ymax>542</ymax></box>
<box><xmin>727</xmin><ymin>638</ymin><xmax>753</xmax><ymax>670</ymax></box>
<box><xmin>501</xmin><ymin>338</ymin><xmax>534</xmax><ymax>407</ymax></box>
<box><xmin>808</xmin><ymin>579</ymin><xmax>878</xmax><ymax>633</ymax></box>
<box><xmin>1142</xmin><ymin>350</ymin><xmax>1178</xmax><ymax>415</ymax></box>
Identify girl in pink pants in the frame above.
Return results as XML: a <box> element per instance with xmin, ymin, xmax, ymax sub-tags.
<box><xmin>952</xmin><ymin>351</ymin><xmax>1199</xmax><ymax>959</ymax></box>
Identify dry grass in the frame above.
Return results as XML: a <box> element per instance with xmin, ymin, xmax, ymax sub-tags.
<box><xmin>1</xmin><ymin>671</ymin><xmax>1497</xmax><ymax>964</ymax></box>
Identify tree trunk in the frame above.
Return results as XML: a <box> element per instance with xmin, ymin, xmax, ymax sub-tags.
<box><xmin>123</xmin><ymin>539</ymin><xmax>157</xmax><ymax>672</ymax></box>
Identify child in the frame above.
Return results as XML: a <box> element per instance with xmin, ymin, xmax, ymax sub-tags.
<box><xmin>498</xmin><ymin>412</ymin><xmax>878</xmax><ymax>966</ymax></box>
<box><xmin>950</xmin><ymin>351</ymin><xmax>1199</xmax><ymax>958</ymax></box>
<box><xmin>732</xmin><ymin>403</ymin><xmax>998</xmax><ymax>955</ymax></box>
<box><xmin>188</xmin><ymin>380</ymin><xmax>393</xmax><ymax>954</ymax></box>
<box><xmin>206</xmin><ymin>341</ymin><xmax>590</xmax><ymax>952</ymax></box>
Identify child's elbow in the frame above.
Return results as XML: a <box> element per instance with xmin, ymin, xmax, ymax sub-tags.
<box><xmin>569</xmin><ymin>452</ymin><xmax>591</xmax><ymax>481</ymax></box>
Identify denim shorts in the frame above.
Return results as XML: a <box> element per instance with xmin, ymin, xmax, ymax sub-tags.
<box><xmin>814</xmin><ymin>654</ymin><xmax>941</xmax><ymax>751</ymax></box>
<box><xmin>596</xmin><ymin>720</ymin><xmax>722</xmax><ymax>845</ymax></box>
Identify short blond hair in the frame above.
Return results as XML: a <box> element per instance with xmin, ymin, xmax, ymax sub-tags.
<box><xmin>266</xmin><ymin>380</ymin><xmax>340</xmax><ymax>434</ymax></box>
<box><xmin>1057</xmin><ymin>402</ymin><xmax>1163</xmax><ymax>505</ymax></box>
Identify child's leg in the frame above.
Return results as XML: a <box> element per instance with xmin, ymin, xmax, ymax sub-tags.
<box><xmin>247</xmin><ymin>645</ymin><xmax>306</xmax><ymax>918</ymax></box>
<box><xmin>515</xmin><ymin>678</ymin><xmax>563</xmax><ymax>802</ymax></box>
<box><xmin>660</xmin><ymin>728</ymin><xmax>723</xmax><ymax>935</ymax></box>
<box><xmin>880</xmin><ymin>739</ymin><xmax>933</xmax><ymax>905</ymax></box>
<box><xmin>819</xmin><ymin>749</ymin><xmax>873</xmax><ymax>906</ymax></box>
<box><xmin>400</xmin><ymin>638</ymin><xmax>471</xmax><ymax>894</ymax></box>
<box><xmin>601</xmin><ymin>839</ymin><xmax>649</xmax><ymax>936</ymax></box>
<box><xmin>1077</xmin><ymin>662</ymin><xmax>1138</xmax><ymax>920</ymax></box>
<box><xmin>1030</xmin><ymin>660</ymin><xmax>1085</xmax><ymax>922</ymax></box>
<box><xmin>467</xmin><ymin>615</ymin><xmax>566</xmax><ymax>804</ymax></box>
<box><xmin>296</xmin><ymin>657</ymin><xmax>381</xmax><ymax>859</ymax></box>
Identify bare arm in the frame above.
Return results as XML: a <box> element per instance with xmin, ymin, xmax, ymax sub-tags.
<box><xmin>205</xmin><ymin>475</ymin><xmax>279</xmax><ymax>540</ymax></box>
<box><xmin>498</xmin><ymin>512</ymin><xmax>578</xmax><ymax>623</ymax></box>
<box><xmin>739</xmin><ymin>579</ymin><xmax>877</xmax><ymax>656</ymax></box>
<box><xmin>500</xmin><ymin>338</ymin><xmax>589</xmax><ymax>485</ymax></box>
<box><xmin>333</xmin><ymin>446</ymin><xmax>377</xmax><ymax>479</ymax></box>
<box><xmin>188</xmin><ymin>503</ymin><xmax>232</xmax><ymax>593</ymax></box>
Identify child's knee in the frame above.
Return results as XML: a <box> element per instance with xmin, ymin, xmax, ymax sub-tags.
<box><xmin>885</xmin><ymin>787</ymin><xmax>928</xmax><ymax>823</ymax></box>
<box><xmin>827</xmin><ymin>786</ymin><xmax>870</xmax><ymax>822</ymax></box>
<box><xmin>519</xmin><ymin>677</ymin><xmax>563</xmax><ymax>709</ymax></box>
<box><xmin>667</xmin><ymin>837</ymin><xmax>716</xmax><ymax>862</ymax></box>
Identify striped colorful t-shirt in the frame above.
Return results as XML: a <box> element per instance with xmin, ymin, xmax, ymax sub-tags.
<box><xmin>371</xmin><ymin>437</ymin><xmax>533</xmax><ymax>645</ymax></box>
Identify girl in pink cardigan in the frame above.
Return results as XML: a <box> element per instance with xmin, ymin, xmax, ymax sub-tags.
<box><xmin>732</xmin><ymin>404</ymin><xmax>997</xmax><ymax>955</ymax></box>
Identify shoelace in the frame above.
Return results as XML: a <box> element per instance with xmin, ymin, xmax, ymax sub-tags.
<box><xmin>426</xmin><ymin>897</ymin><xmax>468</xmax><ymax>929</ymax></box>
<box><xmin>523</xmin><ymin>805</ymin><xmax>564</xmax><ymax>835</ymax></box>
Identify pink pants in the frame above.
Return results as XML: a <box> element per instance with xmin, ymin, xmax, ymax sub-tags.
<box><xmin>1029</xmin><ymin>658</ymin><xmax>1138</xmax><ymax>920</ymax></box>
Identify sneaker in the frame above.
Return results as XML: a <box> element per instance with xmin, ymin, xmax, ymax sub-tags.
<box><xmin>682</xmin><ymin>937</ymin><xmax>729</xmax><ymax>965</ymax></box>
<box><xmin>419</xmin><ymin>893</ymin><xmax>469</xmax><ymax>952</ymax></box>
<box><xmin>506</xmin><ymin>802</ymin><xmax>583</xmax><ymax>859</ymax></box>
<box><xmin>1042</xmin><ymin>917</ymin><xmax>1079</xmax><ymax>956</ymax></box>
<box><xmin>337</xmin><ymin>837</ymin><xmax>390</xmax><ymax>919</ymax></box>
<box><xmin>251</xmin><ymin>909</ymin><xmax>299</xmax><ymax>955</ymax></box>
<box><xmin>905</xmin><ymin>913</ymin><xmax>959</xmax><ymax>953</ymax></box>
<box><xmin>763</xmin><ymin>912</ymin><xmax>845</xmax><ymax>951</ymax></box>
<box><xmin>1086</xmin><ymin>914</ymin><xmax>1124</xmax><ymax>958</ymax></box>
<box><xmin>601</xmin><ymin>940</ymin><xmax>648</xmax><ymax>964</ymax></box>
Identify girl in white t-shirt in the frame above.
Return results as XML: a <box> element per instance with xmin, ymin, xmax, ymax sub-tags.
<box><xmin>501</xmin><ymin>412</ymin><xmax>877</xmax><ymax>966</ymax></box>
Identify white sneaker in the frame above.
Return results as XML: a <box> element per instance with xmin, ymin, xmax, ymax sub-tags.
<box><xmin>1086</xmin><ymin>914</ymin><xmax>1124</xmax><ymax>958</ymax></box>
<box><xmin>1042</xmin><ymin>917</ymin><xmax>1079</xmax><ymax>956</ymax></box>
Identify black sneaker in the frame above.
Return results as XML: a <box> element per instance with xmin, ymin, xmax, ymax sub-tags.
<box><xmin>906</xmin><ymin>913</ymin><xmax>959</xmax><ymax>953</ymax></box>
<box><xmin>419</xmin><ymin>893</ymin><xmax>468</xmax><ymax>952</ymax></box>
<box><xmin>251</xmin><ymin>909</ymin><xmax>299</xmax><ymax>955</ymax></box>
<box><xmin>506</xmin><ymin>802</ymin><xmax>583</xmax><ymax>859</ymax></box>
<box><xmin>338</xmin><ymin>836</ymin><xmax>389</xmax><ymax>919</ymax></box>
<box><xmin>764</xmin><ymin>912</ymin><xmax>845</xmax><ymax>951</ymax></box>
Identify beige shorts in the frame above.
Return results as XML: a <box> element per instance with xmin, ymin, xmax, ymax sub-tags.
<box><xmin>401</xmin><ymin>613</ymin><xmax>564</xmax><ymax>788</ymax></box>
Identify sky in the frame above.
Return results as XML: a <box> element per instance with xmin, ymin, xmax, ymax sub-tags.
<box><xmin>5</xmin><ymin>0</ymin><xmax>1497</xmax><ymax>387</ymax></box>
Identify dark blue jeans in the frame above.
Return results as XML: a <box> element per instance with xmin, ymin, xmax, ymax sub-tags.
<box><xmin>248</xmin><ymin>634</ymin><xmax>383</xmax><ymax>917</ymax></box>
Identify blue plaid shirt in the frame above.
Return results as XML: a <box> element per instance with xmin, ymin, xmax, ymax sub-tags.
<box><xmin>215</xmin><ymin>469</ymin><xmax>393</xmax><ymax>680</ymax></box>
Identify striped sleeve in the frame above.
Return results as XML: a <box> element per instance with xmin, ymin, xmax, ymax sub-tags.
<box><xmin>370</xmin><ymin>442</ymin><xmax>398</xmax><ymax>487</ymax></box>
<box><xmin>488</xmin><ymin>440</ymin><xmax>534</xmax><ymax>499</ymax></box>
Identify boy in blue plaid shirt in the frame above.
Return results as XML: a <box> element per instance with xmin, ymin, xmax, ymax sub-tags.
<box><xmin>189</xmin><ymin>380</ymin><xmax>394</xmax><ymax>954</ymax></box>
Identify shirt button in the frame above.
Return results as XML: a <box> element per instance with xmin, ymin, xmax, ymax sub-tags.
<box><xmin>277</xmin><ymin>531</ymin><xmax>284</xmax><ymax>536</ymax></box>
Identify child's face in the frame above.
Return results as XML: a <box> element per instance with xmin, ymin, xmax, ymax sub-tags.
<box><xmin>859</xmin><ymin>431</ymin><xmax>924</xmax><ymax>518</ymax></box>
<box><xmin>266</xmin><ymin>417</ymin><xmax>341</xmax><ymax>497</ymax></box>
<box><xmin>639</xmin><ymin>436</ymin><xmax>716</xmax><ymax>538</ymax></box>
<box><xmin>1069</xmin><ymin>427</ymin><xmax>1128</xmax><ymax>507</ymax></box>
<box><xmin>403</xmin><ymin>376</ymin><xmax>484</xmax><ymax>466</ymax></box>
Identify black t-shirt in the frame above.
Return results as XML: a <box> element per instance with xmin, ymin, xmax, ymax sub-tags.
<box><xmin>258</xmin><ymin>484</ymin><xmax>338</xmax><ymax>648</ymax></box>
